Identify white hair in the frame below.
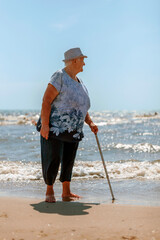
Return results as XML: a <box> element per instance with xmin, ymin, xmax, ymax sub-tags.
<box><xmin>64</xmin><ymin>59</ymin><xmax>76</xmax><ymax>66</ymax></box>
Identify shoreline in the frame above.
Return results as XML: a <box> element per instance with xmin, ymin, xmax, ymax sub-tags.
<box><xmin>0</xmin><ymin>178</ymin><xmax>160</xmax><ymax>207</ymax></box>
<box><xmin>0</xmin><ymin>196</ymin><xmax>160</xmax><ymax>240</ymax></box>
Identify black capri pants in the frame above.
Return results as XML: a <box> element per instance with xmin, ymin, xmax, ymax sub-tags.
<box><xmin>40</xmin><ymin>135</ymin><xmax>79</xmax><ymax>185</ymax></box>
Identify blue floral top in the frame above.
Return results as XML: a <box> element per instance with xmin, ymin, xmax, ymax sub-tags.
<box><xmin>49</xmin><ymin>68</ymin><xmax>90</xmax><ymax>141</ymax></box>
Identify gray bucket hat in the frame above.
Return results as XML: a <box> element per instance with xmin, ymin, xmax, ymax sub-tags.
<box><xmin>63</xmin><ymin>47</ymin><xmax>87</xmax><ymax>62</ymax></box>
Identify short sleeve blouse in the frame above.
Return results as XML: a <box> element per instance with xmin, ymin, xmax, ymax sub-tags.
<box><xmin>49</xmin><ymin>68</ymin><xmax>90</xmax><ymax>141</ymax></box>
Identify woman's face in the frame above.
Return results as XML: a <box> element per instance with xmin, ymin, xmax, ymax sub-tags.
<box><xmin>75</xmin><ymin>57</ymin><xmax>85</xmax><ymax>73</ymax></box>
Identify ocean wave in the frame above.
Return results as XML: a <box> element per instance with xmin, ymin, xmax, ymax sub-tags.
<box><xmin>0</xmin><ymin>114</ymin><xmax>39</xmax><ymax>126</ymax></box>
<box><xmin>1</xmin><ymin>110</ymin><xmax>159</xmax><ymax>126</ymax></box>
<box><xmin>94</xmin><ymin>118</ymin><xmax>130</xmax><ymax>126</ymax></box>
<box><xmin>133</xmin><ymin>132</ymin><xmax>153</xmax><ymax>136</ymax></box>
<box><xmin>0</xmin><ymin>114</ymin><xmax>130</xmax><ymax>126</ymax></box>
<box><xmin>106</xmin><ymin>143</ymin><xmax>160</xmax><ymax>153</ymax></box>
<box><xmin>0</xmin><ymin>160</ymin><xmax>159</xmax><ymax>182</ymax></box>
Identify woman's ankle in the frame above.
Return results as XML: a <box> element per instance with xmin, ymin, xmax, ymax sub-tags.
<box><xmin>46</xmin><ymin>185</ymin><xmax>54</xmax><ymax>195</ymax></box>
<box><xmin>62</xmin><ymin>181</ymin><xmax>71</xmax><ymax>195</ymax></box>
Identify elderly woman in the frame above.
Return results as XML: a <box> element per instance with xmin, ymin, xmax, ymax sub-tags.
<box><xmin>40</xmin><ymin>47</ymin><xmax>98</xmax><ymax>202</ymax></box>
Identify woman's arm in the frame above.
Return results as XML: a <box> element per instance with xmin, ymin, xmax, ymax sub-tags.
<box><xmin>85</xmin><ymin>112</ymin><xmax>98</xmax><ymax>134</ymax></box>
<box><xmin>40</xmin><ymin>83</ymin><xmax>59</xmax><ymax>140</ymax></box>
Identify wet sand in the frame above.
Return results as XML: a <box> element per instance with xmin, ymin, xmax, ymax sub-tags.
<box><xmin>0</xmin><ymin>196</ymin><xmax>160</xmax><ymax>240</ymax></box>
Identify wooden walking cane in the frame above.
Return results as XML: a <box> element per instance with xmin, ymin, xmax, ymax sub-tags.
<box><xmin>95</xmin><ymin>133</ymin><xmax>115</xmax><ymax>201</ymax></box>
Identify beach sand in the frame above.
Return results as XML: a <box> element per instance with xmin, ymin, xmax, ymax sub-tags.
<box><xmin>0</xmin><ymin>197</ymin><xmax>160</xmax><ymax>240</ymax></box>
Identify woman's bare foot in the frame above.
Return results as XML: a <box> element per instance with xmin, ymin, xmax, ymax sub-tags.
<box><xmin>62</xmin><ymin>192</ymin><xmax>80</xmax><ymax>198</ymax></box>
<box><xmin>45</xmin><ymin>185</ymin><xmax>56</xmax><ymax>203</ymax></box>
<box><xmin>62</xmin><ymin>193</ymin><xmax>81</xmax><ymax>202</ymax></box>
<box><xmin>45</xmin><ymin>194</ymin><xmax>56</xmax><ymax>203</ymax></box>
<box><xmin>62</xmin><ymin>181</ymin><xmax>81</xmax><ymax>201</ymax></box>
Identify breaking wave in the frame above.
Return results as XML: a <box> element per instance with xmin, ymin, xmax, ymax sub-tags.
<box><xmin>0</xmin><ymin>112</ymin><xmax>39</xmax><ymax>126</ymax></box>
<box><xmin>0</xmin><ymin>160</ymin><xmax>159</xmax><ymax>182</ymax></box>
<box><xmin>1</xmin><ymin>110</ymin><xmax>160</xmax><ymax>126</ymax></box>
<box><xmin>106</xmin><ymin>143</ymin><xmax>160</xmax><ymax>153</ymax></box>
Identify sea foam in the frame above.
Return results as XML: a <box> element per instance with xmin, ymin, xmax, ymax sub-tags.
<box><xmin>107</xmin><ymin>143</ymin><xmax>160</xmax><ymax>153</ymax></box>
<box><xmin>0</xmin><ymin>160</ymin><xmax>159</xmax><ymax>182</ymax></box>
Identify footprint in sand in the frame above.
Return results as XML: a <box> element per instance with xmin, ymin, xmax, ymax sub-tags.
<box><xmin>37</xmin><ymin>230</ymin><xmax>48</xmax><ymax>238</ymax></box>
<box><xmin>0</xmin><ymin>212</ymin><xmax>8</xmax><ymax>218</ymax></box>
<box><xmin>121</xmin><ymin>236</ymin><xmax>138</xmax><ymax>240</ymax></box>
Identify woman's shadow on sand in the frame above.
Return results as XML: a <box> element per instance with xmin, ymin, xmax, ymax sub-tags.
<box><xmin>31</xmin><ymin>201</ymin><xmax>99</xmax><ymax>216</ymax></box>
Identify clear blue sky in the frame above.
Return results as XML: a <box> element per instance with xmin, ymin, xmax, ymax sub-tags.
<box><xmin>0</xmin><ymin>0</ymin><xmax>160</xmax><ymax>111</ymax></box>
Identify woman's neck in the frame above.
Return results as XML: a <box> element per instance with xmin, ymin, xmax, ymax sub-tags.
<box><xmin>64</xmin><ymin>66</ymin><xmax>78</xmax><ymax>81</ymax></box>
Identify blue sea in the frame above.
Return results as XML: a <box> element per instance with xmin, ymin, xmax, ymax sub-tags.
<box><xmin>0</xmin><ymin>110</ymin><xmax>160</xmax><ymax>206</ymax></box>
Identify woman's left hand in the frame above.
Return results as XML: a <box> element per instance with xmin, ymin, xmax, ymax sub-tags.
<box><xmin>89</xmin><ymin>122</ymin><xmax>98</xmax><ymax>134</ymax></box>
